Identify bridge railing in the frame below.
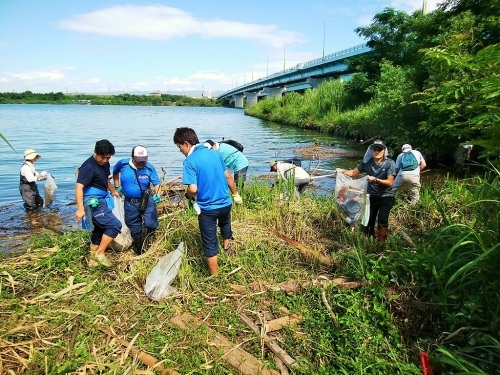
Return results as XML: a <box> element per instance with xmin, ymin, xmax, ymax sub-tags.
<box><xmin>219</xmin><ymin>43</ymin><xmax>370</xmax><ymax>97</ymax></box>
<box><xmin>304</xmin><ymin>44</ymin><xmax>369</xmax><ymax>67</ymax></box>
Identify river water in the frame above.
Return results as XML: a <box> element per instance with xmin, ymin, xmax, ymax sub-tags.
<box><xmin>0</xmin><ymin>104</ymin><xmax>363</xmax><ymax>253</ymax></box>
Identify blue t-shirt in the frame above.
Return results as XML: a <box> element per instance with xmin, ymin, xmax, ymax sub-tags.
<box><xmin>113</xmin><ymin>158</ymin><xmax>161</xmax><ymax>199</ymax></box>
<box><xmin>218</xmin><ymin>143</ymin><xmax>249</xmax><ymax>172</ymax></box>
<box><xmin>77</xmin><ymin>156</ymin><xmax>110</xmax><ymax>193</ymax></box>
<box><xmin>356</xmin><ymin>158</ymin><xmax>396</xmax><ymax>197</ymax></box>
<box><xmin>183</xmin><ymin>145</ymin><xmax>231</xmax><ymax>211</ymax></box>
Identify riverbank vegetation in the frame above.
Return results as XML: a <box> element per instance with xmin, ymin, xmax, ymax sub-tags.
<box><xmin>1</xmin><ymin>170</ymin><xmax>498</xmax><ymax>374</ymax></box>
<box><xmin>0</xmin><ymin>91</ymin><xmax>220</xmax><ymax>107</ymax></box>
<box><xmin>245</xmin><ymin>0</ymin><xmax>499</xmax><ymax>165</ymax></box>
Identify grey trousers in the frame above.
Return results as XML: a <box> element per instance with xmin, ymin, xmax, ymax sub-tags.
<box><xmin>20</xmin><ymin>182</ymin><xmax>43</xmax><ymax>211</ymax></box>
<box><xmin>393</xmin><ymin>174</ymin><xmax>421</xmax><ymax>203</ymax></box>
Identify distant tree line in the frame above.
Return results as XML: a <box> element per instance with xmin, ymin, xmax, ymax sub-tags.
<box><xmin>0</xmin><ymin>91</ymin><xmax>221</xmax><ymax>107</ymax></box>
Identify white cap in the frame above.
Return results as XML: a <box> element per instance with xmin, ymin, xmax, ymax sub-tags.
<box><xmin>402</xmin><ymin>144</ymin><xmax>412</xmax><ymax>152</ymax></box>
<box><xmin>133</xmin><ymin>146</ymin><xmax>148</xmax><ymax>162</ymax></box>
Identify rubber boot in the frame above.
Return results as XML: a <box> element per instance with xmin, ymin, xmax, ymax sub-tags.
<box><xmin>133</xmin><ymin>238</ymin><xmax>143</xmax><ymax>255</ymax></box>
<box><xmin>378</xmin><ymin>225</ymin><xmax>388</xmax><ymax>243</ymax></box>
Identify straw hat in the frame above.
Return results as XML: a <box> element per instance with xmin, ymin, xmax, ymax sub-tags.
<box><xmin>24</xmin><ymin>149</ymin><xmax>41</xmax><ymax>161</ymax></box>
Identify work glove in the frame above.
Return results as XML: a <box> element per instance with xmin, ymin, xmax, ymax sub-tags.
<box><xmin>115</xmin><ymin>186</ymin><xmax>122</xmax><ymax>195</ymax></box>
<box><xmin>232</xmin><ymin>192</ymin><xmax>243</xmax><ymax>205</ymax></box>
<box><xmin>153</xmin><ymin>193</ymin><xmax>162</xmax><ymax>204</ymax></box>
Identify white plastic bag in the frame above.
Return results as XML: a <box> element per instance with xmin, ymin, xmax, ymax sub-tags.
<box><xmin>145</xmin><ymin>242</ymin><xmax>184</xmax><ymax>301</ymax></box>
<box><xmin>361</xmin><ymin>194</ymin><xmax>370</xmax><ymax>227</ymax></box>
<box><xmin>44</xmin><ymin>173</ymin><xmax>57</xmax><ymax>207</ymax></box>
<box><xmin>335</xmin><ymin>169</ymin><xmax>368</xmax><ymax>225</ymax></box>
<box><xmin>109</xmin><ymin>196</ymin><xmax>133</xmax><ymax>251</ymax></box>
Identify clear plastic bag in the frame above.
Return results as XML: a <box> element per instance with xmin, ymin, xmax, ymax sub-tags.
<box><xmin>109</xmin><ymin>196</ymin><xmax>133</xmax><ymax>251</ymax></box>
<box><xmin>144</xmin><ymin>242</ymin><xmax>184</xmax><ymax>301</ymax></box>
<box><xmin>335</xmin><ymin>169</ymin><xmax>368</xmax><ymax>225</ymax></box>
<box><xmin>44</xmin><ymin>173</ymin><xmax>57</xmax><ymax>207</ymax></box>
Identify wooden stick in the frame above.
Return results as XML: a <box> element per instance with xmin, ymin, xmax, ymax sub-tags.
<box><xmin>239</xmin><ymin>313</ymin><xmax>300</xmax><ymax>370</ymax></box>
<box><xmin>271</xmin><ymin>229</ymin><xmax>332</xmax><ymax>267</ymax></box>
<box><xmin>171</xmin><ymin>313</ymin><xmax>279</xmax><ymax>375</ymax></box>
<box><xmin>99</xmin><ymin>328</ymin><xmax>181</xmax><ymax>375</ymax></box>
<box><xmin>274</xmin><ymin>356</ymin><xmax>290</xmax><ymax>375</ymax></box>
<box><xmin>321</xmin><ymin>289</ymin><xmax>337</xmax><ymax>319</ymax></box>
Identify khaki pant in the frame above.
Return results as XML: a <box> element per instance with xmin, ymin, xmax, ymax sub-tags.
<box><xmin>393</xmin><ymin>174</ymin><xmax>421</xmax><ymax>203</ymax></box>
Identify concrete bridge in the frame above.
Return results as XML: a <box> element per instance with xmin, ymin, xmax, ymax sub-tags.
<box><xmin>217</xmin><ymin>44</ymin><xmax>372</xmax><ymax>108</ymax></box>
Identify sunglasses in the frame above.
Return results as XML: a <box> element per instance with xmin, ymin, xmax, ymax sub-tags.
<box><xmin>372</xmin><ymin>147</ymin><xmax>384</xmax><ymax>152</ymax></box>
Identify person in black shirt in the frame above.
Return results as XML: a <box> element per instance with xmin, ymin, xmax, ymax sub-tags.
<box><xmin>339</xmin><ymin>140</ymin><xmax>396</xmax><ymax>242</ymax></box>
<box><xmin>75</xmin><ymin>140</ymin><xmax>121</xmax><ymax>267</ymax></box>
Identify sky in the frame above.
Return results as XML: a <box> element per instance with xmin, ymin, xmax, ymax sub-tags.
<box><xmin>0</xmin><ymin>0</ymin><xmax>442</xmax><ymax>95</ymax></box>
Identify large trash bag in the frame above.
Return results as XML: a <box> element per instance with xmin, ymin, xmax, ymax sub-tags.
<box><xmin>335</xmin><ymin>169</ymin><xmax>368</xmax><ymax>225</ymax></box>
<box><xmin>44</xmin><ymin>173</ymin><xmax>57</xmax><ymax>207</ymax></box>
<box><xmin>109</xmin><ymin>196</ymin><xmax>133</xmax><ymax>251</ymax></box>
<box><xmin>144</xmin><ymin>242</ymin><xmax>184</xmax><ymax>301</ymax></box>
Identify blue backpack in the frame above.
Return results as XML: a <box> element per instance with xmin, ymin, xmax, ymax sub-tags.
<box><xmin>400</xmin><ymin>151</ymin><xmax>419</xmax><ymax>171</ymax></box>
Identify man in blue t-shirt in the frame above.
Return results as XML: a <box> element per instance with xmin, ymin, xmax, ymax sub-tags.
<box><xmin>173</xmin><ymin>127</ymin><xmax>241</xmax><ymax>275</ymax></box>
<box><xmin>76</xmin><ymin>139</ymin><xmax>122</xmax><ymax>267</ymax></box>
<box><xmin>112</xmin><ymin>145</ymin><xmax>162</xmax><ymax>255</ymax></box>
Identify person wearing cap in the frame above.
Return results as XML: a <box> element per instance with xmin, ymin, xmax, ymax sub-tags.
<box><xmin>19</xmin><ymin>149</ymin><xmax>46</xmax><ymax>211</ymax></box>
<box><xmin>174</xmin><ymin>127</ymin><xmax>239</xmax><ymax>275</ymax></box>
<box><xmin>269</xmin><ymin>160</ymin><xmax>310</xmax><ymax>195</ymax></box>
<box><xmin>338</xmin><ymin>140</ymin><xmax>396</xmax><ymax>242</ymax></box>
<box><xmin>204</xmin><ymin>140</ymin><xmax>248</xmax><ymax>192</ymax></box>
<box><xmin>75</xmin><ymin>140</ymin><xmax>122</xmax><ymax>267</ymax></box>
<box><xmin>112</xmin><ymin>145</ymin><xmax>162</xmax><ymax>255</ymax></box>
<box><xmin>393</xmin><ymin>144</ymin><xmax>426</xmax><ymax>204</ymax></box>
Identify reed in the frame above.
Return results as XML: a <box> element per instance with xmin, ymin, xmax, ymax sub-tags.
<box><xmin>0</xmin><ymin>174</ymin><xmax>498</xmax><ymax>374</ymax></box>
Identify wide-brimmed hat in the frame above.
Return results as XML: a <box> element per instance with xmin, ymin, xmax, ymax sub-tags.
<box><xmin>269</xmin><ymin>160</ymin><xmax>277</xmax><ymax>171</ymax></box>
<box><xmin>132</xmin><ymin>146</ymin><xmax>148</xmax><ymax>162</ymax></box>
<box><xmin>402</xmin><ymin>144</ymin><xmax>412</xmax><ymax>152</ymax></box>
<box><xmin>24</xmin><ymin>149</ymin><xmax>41</xmax><ymax>161</ymax></box>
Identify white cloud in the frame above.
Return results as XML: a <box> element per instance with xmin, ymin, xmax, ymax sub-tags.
<box><xmin>59</xmin><ymin>5</ymin><xmax>304</xmax><ymax>48</ymax></box>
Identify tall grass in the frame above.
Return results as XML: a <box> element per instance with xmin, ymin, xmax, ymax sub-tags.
<box><xmin>1</xmin><ymin>173</ymin><xmax>498</xmax><ymax>373</ymax></box>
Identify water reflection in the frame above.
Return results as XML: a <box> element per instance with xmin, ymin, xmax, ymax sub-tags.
<box><xmin>0</xmin><ymin>105</ymin><xmax>364</xmax><ymax>253</ymax></box>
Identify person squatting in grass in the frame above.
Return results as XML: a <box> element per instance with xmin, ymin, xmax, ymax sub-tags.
<box><xmin>112</xmin><ymin>145</ymin><xmax>162</xmax><ymax>255</ymax></box>
<box><xmin>174</xmin><ymin>127</ymin><xmax>242</xmax><ymax>275</ymax></box>
<box><xmin>269</xmin><ymin>160</ymin><xmax>311</xmax><ymax>195</ymax></box>
<box><xmin>339</xmin><ymin>140</ymin><xmax>396</xmax><ymax>242</ymax></box>
<box><xmin>75</xmin><ymin>139</ymin><xmax>121</xmax><ymax>267</ymax></box>
<box><xmin>19</xmin><ymin>149</ymin><xmax>47</xmax><ymax>211</ymax></box>
<box><xmin>204</xmin><ymin>139</ymin><xmax>248</xmax><ymax>193</ymax></box>
<box><xmin>392</xmin><ymin>143</ymin><xmax>426</xmax><ymax>204</ymax></box>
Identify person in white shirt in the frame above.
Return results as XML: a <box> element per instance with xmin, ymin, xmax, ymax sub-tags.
<box><xmin>392</xmin><ymin>144</ymin><xmax>426</xmax><ymax>204</ymax></box>
<box><xmin>19</xmin><ymin>149</ymin><xmax>46</xmax><ymax>211</ymax></box>
<box><xmin>270</xmin><ymin>160</ymin><xmax>310</xmax><ymax>194</ymax></box>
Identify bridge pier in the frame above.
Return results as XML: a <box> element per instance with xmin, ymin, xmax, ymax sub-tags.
<box><xmin>263</xmin><ymin>86</ymin><xmax>286</xmax><ymax>98</ymax></box>
<box><xmin>233</xmin><ymin>94</ymin><xmax>245</xmax><ymax>108</ymax></box>
<box><xmin>306</xmin><ymin>77</ymin><xmax>325</xmax><ymax>88</ymax></box>
<box><xmin>244</xmin><ymin>91</ymin><xmax>259</xmax><ymax>107</ymax></box>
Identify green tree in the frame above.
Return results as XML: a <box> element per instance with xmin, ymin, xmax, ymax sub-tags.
<box><xmin>416</xmin><ymin>11</ymin><xmax>500</xmax><ymax>162</ymax></box>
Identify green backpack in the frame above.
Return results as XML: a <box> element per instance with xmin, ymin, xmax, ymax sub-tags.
<box><xmin>401</xmin><ymin>151</ymin><xmax>419</xmax><ymax>171</ymax></box>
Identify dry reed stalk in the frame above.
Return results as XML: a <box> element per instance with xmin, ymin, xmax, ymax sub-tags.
<box><xmin>99</xmin><ymin>328</ymin><xmax>181</xmax><ymax>375</ymax></box>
